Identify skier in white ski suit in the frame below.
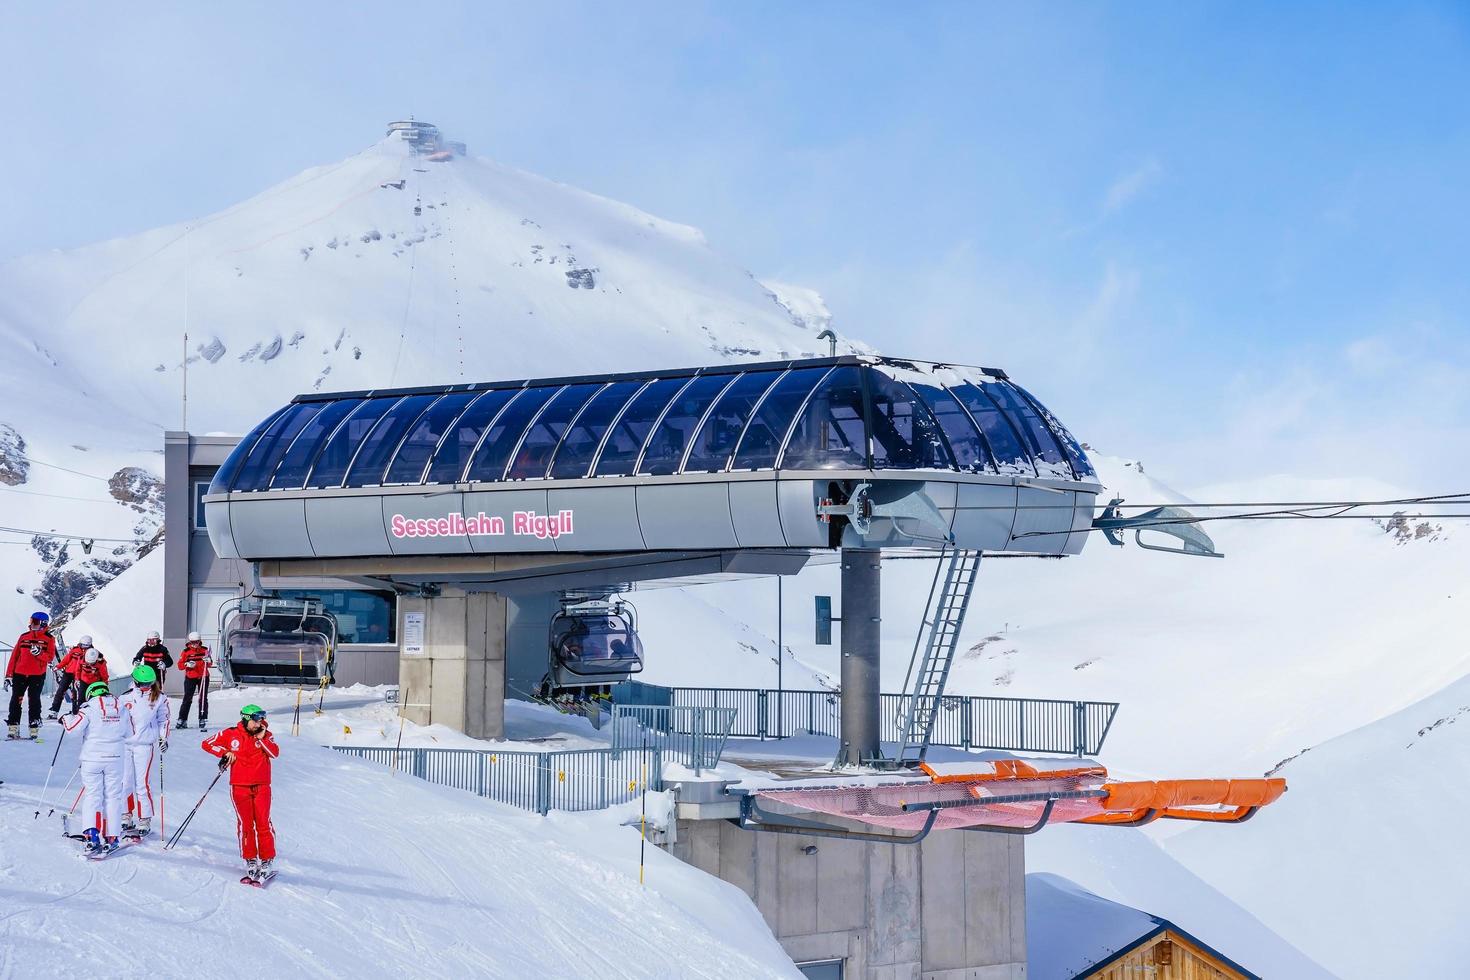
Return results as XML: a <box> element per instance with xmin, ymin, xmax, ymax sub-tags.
<box><xmin>63</xmin><ymin>681</ymin><xmax>136</xmax><ymax>850</ymax></box>
<box><xmin>121</xmin><ymin>664</ymin><xmax>170</xmax><ymax>835</ymax></box>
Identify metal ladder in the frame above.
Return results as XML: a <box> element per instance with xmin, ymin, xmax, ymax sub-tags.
<box><xmin>893</xmin><ymin>547</ymin><xmax>982</xmax><ymax>767</ymax></box>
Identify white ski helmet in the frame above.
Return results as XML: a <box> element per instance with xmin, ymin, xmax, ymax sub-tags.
<box><xmin>187</xmin><ymin>631</ymin><xmax>202</xmax><ymax>643</ymax></box>
<box><xmin>84</xmin><ymin>648</ymin><xmax>101</xmax><ymax>664</ymax></box>
<box><xmin>79</xmin><ymin>635</ymin><xmax>93</xmax><ymax>648</ymax></box>
<box><xmin>146</xmin><ymin>630</ymin><xmax>161</xmax><ymax>642</ymax></box>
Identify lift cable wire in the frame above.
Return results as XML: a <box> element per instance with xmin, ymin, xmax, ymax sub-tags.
<box><xmin>0</xmin><ymin>525</ymin><xmax>142</xmax><ymax>546</ymax></box>
<box><xmin>1012</xmin><ymin>492</ymin><xmax>1470</xmax><ymax>541</ymax></box>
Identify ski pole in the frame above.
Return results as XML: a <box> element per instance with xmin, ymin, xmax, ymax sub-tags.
<box><xmin>68</xmin><ymin>784</ymin><xmax>84</xmax><ymax>815</ymax></box>
<box><xmin>47</xmin><ymin>766</ymin><xmax>79</xmax><ymax>818</ymax></box>
<box><xmin>164</xmin><ymin>763</ymin><xmax>225</xmax><ymax>850</ymax></box>
<box><xmin>158</xmin><ymin>744</ymin><xmax>166</xmax><ymax>839</ymax></box>
<box><xmin>33</xmin><ymin>724</ymin><xmax>67</xmax><ymax>819</ymax></box>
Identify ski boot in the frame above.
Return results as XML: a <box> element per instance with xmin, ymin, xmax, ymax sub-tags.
<box><xmin>245</xmin><ymin>858</ymin><xmax>261</xmax><ymax>881</ymax></box>
<box><xmin>121</xmin><ymin>813</ymin><xmax>137</xmax><ymax>834</ymax></box>
<box><xmin>175</xmin><ymin>719</ymin><xmax>188</xmax><ymax>730</ymax></box>
<box><xmin>28</xmin><ymin>724</ymin><xmax>40</xmax><ymax>740</ymax></box>
<box><xmin>131</xmin><ymin>816</ymin><xmax>151</xmax><ymax>837</ymax></box>
<box><xmin>257</xmin><ymin>859</ymin><xmax>275</xmax><ymax>881</ymax></box>
<box><xmin>103</xmin><ymin>836</ymin><xmax>120</xmax><ymax>855</ymax></box>
<box><xmin>199</xmin><ymin>719</ymin><xmax>207</xmax><ymax>731</ymax></box>
<box><xmin>83</xmin><ymin>828</ymin><xmax>102</xmax><ymax>855</ymax></box>
<box><xmin>47</xmin><ymin>710</ymin><xmax>58</xmax><ymax>721</ymax></box>
<box><xmin>5</xmin><ymin>723</ymin><xmax>18</xmax><ymax>740</ymax></box>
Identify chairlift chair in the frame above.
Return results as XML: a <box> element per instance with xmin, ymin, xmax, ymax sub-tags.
<box><xmin>219</xmin><ymin>595</ymin><xmax>338</xmax><ymax>687</ymax></box>
<box><xmin>538</xmin><ymin>596</ymin><xmax>644</xmax><ymax>712</ymax></box>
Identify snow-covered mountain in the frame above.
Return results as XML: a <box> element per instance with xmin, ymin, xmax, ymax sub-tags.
<box><xmin>0</xmin><ymin>130</ymin><xmax>840</xmax><ymax>634</ymax></box>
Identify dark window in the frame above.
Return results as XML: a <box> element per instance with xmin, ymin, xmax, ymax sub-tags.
<box><xmin>949</xmin><ymin>384</ymin><xmax>1035</xmax><ymax>476</ymax></box>
<box><xmin>466</xmin><ymin>386</ymin><xmax>557</xmax><ymax>481</ymax></box>
<box><xmin>683</xmin><ymin>371</ymin><xmax>779</xmax><ymax>473</ymax></box>
<box><xmin>306</xmin><ymin>398</ymin><xmax>400</xmax><ymax>488</ymax></box>
<box><xmin>867</xmin><ymin>372</ymin><xmax>954</xmax><ymax>470</ymax></box>
<box><xmin>384</xmin><ymin>392</ymin><xmax>478</xmax><ymax>485</ymax></box>
<box><xmin>193</xmin><ymin>481</ymin><xmax>211</xmax><ymax>529</ymax></box>
<box><xmin>1006</xmin><ymin>383</ymin><xmax>1095</xmax><ymax>479</ymax></box>
<box><xmin>593</xmin><ymin>377</ymin><xmax>687</xmax><ymax>476</ymax></box>
<box><xmin>731</xmin><ymin>367</ymin><xmax>827</xmax><ymax>470</ymax></box>
<box><xmin>233</xmin><ymin>402</ymin><xmax>326</xmax><ymax>491</ymax></box>
<box><xmin>424</xmin><ymin>388</ymin><xmax>517</xmax><ymax>484</ymax></box>
<box><xmin>269</xmin><ymin>398</ymin><xmax>365</xmax><ymax>489</ymax></box>
<box><xmin>548</xmin><ymin>381</ymin><xmax>641</xmax><ymax>479</ymax></box>
<box><xmin>979</xmin><ymin>381</ymin><xmax>1071</xmax><ymax>478</ymax></box>
<box><xmin>211</xmin><ymin>406</ymin><xmax>288</xmax><ymax>494</ymax></box>
<box><xmin>271</xmin><ymin>589</ymin><xmax>396</xmax><ymax>645</ymax></box>
<box><xmin>506</xmin><ymin>384</ymin><xmax>600</xmax><ymax>479</ymax></box>
<box><xmin>910</xmin><ymin>383</ymin><xmax>992</xmax><ymax>473</ymax></box>
<box><xmin>779</xmin><ymin>366</ymin><xmax>868</xmax><ymax>470</ymax></box>
<box><xmin>637</xmin><ymin>374</ymin><xmax>735</xmax><ymax>475</ymax></box>
<box><xmin>344</xmin><ymin>394</ymin><xmax>439</xmax><ymax>487</ymax></box>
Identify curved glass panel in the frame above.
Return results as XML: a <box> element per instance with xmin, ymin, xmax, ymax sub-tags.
<box><xmin>383</xmin><ymin>391</ymin><xmax>478</xmax><ymax>485</ymax></box>
<box><xmin>424</xmin><ymin>388</ymin><xmax>517</xmax><ymax>485</ymax></box>
<box><xmin>637</xmin><ymin>374</ymin><xmax>735</xmax><ymax>476</ymax></box>
<box><xmin>344</xmin><ymin>394</ymin><xmax>439</xmax><ymax>487</ymax></box>
<box><xmin>682</xmin><ymin>371</ymin><xmax>779</xmax><ymax>473</ymax></box>
<box><xmin>909</xmin><ymin>383</ymin><xmax>992</xmax><ymax>473</ymax></box>
<box><xmin>779</xmin><ymin>366</ymin><xmax>868</xmax><ymax>470</ymax></box>
<box><xmin>306</xmin><ymin>398</ymin><xmax>400</xmax><ymax>488</ymax></box>
<box><xmin>731</xmin><ymin>367</ymin><xmax>827</xmax><ymax>470</ymax></box>
<box><xmin>211</xmin><ymin>406</ymin><xmax>289</xmax><ymax>494</ymax></box>
<box><xmin>465</xmin><ymin>386</ymin><xmax>557</xmax><ymax>481</ymax></box>
<box><xmin>269</xmin><ymin>398</ymin><xmax>366</xmax><ymax>489</ymax></box>
<box><xmin>1006</xmin><ymin>383</ymin><xmax>1095</xmax><ymax>479</ymax></box>
<box><xmin>979</xmin><ymin>381</ymin><xmax>1072</xmax><ymax>479</ymax></box>
<box><xmin>548</xmin><ymin>381</ymin><xmax>642</xmax><ymax>480</ymax></box>
<box><xmin>233</xmin><ymin>402</ymin><xmax>326</xmax><ymax>491</ymax></box>
<box><xmin>867</xmin><ymin>372</ymin><xmax>954</xmax><ymax>470</ymax></box>
<box><xmin>593</xmin><ymin>377</ymin><xmax>687</xmax><ymax>477</ymax></box>
<box><xmin>506</xmin><ymin>384</ymin><xmax>600</xmax><ymax>480</ymax></box>
<box><xmin>552</xmin><ymin>615</ymin><xmax>644</xmax><ymax>677</ymax></box>
<box><xmin>948</xmin><ymin>384</ymin><xmax>1036</xmax><ymax>477</ymax></box>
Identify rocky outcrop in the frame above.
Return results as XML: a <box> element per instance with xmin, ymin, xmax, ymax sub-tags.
<box><xmin>0</xmin><ymin>423</ymin><xmax>28</xmax><ymax>485</ymax></box>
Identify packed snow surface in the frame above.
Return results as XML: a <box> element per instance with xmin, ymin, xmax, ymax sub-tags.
<box><xmin>0</xmin><ymin>687</ymin><xmax>800</xmax><ymax>979</ymax></box>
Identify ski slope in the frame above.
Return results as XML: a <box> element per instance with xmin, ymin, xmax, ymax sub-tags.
<box><xmin>0</xmin><ymin>690</ymin><xmax>800</xmax><ymax>980</ymax></box>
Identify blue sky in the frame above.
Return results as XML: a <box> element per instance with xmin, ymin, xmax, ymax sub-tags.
<box><xmin>4</xmin><ymin>2</ymin><xmax>1469</xmax><ymax>489</ymax></box>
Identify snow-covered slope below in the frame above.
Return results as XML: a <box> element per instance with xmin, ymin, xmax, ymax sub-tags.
<box><xmin>1163</xmin><ymin>668</ymin><xmax>1470</xmax><ymax>980</ymax></box>
<box><xmin>0</xmin><ymin>698</ymin><xmax>800</xmax><ymax>979</ymax></box>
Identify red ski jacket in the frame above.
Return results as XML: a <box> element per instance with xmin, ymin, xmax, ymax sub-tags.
<box><xmin>202</xmin><ymin>722</ymin><xmax>279</xmax><ymax>786</ymax></box>
<box><xmin>179</xmin><ymin>644</ymin><xmax>213</xmax><ymax>680</ymax></box>
<box><xmin>58</xmin><ymin>645</ymin><xmax>83</xmax><ymax>675</ymax></box>
<box><xmin>6</xmin><ymin>629</ymin><xmax>56</xmax><ymax>677</ymax></box>
<box><xmin>74</xmin><ymin>657</ymin><xmax>109</xmax><ymax>687</ymax></box>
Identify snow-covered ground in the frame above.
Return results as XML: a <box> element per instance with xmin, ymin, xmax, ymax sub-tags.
<box><xmin>0</xmin><ymin>689</ymin><xmax>801</xmax><ymax>979</ymax></box>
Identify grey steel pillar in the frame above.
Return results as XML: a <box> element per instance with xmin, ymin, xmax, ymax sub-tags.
<box><xmin>837</xmin><ymin>548</ymin><xmax>882</xmax><ymax>767</ymax></box>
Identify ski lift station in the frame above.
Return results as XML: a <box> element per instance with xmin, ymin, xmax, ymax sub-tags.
<box><xmin>162</xmin><ymin>354</ymin><xmax>1282</xmax><ymax>979</ymax></box>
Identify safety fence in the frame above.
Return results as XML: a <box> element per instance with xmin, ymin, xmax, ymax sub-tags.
<box><xmin>608</xmin><ymin>704</ymin><xmax>738</xmax><ymax>775</ymax></box>
<box><xmin>613</xmin><ymin>682</ymin><xmax>1119</xmax><ymax>756</ymax></box>
<box><xmin>331</xmin><ymin>745</ymin><xmax>662</xmax><ymax>815</ymax></box>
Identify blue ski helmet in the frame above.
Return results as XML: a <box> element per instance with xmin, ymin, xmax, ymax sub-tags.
<box><xmin>30</xmin><ymin>611</ymin><xmax>49</xmax><ymax>625</ymax></box>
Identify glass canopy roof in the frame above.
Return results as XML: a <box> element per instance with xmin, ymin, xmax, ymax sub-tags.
<box><xmin>210</xmin><ymin>357</ymin><xmax>1095</xmax><ymax>494</ymax></box>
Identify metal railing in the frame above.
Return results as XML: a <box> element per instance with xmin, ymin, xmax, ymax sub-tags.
<box><xmin>332</xmin><ymin>745</ymin><xmax>662</xmax><ymax>815</ymax></box>
<box><xmin>609</xmin><ymin>704</ymin><xmax>738</xmax><ymax>775</ymax></box>
<box><xmin>613</xmin><ymin>682</ymin><xmax>1119</xmax><ymax>756</ymax></box>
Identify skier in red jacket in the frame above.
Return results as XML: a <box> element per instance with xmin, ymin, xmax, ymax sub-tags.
<box><xmin>176</xmin><ymin>633</ymin><xmax>213</xmax><ymax>731</ymax></box>
<box><xmin>50</xmin><ymin>636</ymin><xmax>102</xmax><ymax>718</ymax></box>
<box><xmin>202</xmin><ymin>704</ymin><xmax>280</xmax><ymax>882</ymax></box>
<box><xmin>6</xmin><ymin>611</ymin><xmax>57</xmax><ymax>739</ymax></box>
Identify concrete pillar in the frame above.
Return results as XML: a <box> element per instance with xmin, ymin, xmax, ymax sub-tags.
<box><xmin>838</xmin><ymin>548</ymin><xmax>882</xmax><ymax>767</ymax></box>
<box><xmin>397</xmin><ymin>590</ymin><xmax>507</xmax><ymax>739</ymax></box>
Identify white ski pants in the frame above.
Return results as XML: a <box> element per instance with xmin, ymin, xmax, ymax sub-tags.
<box><xmin>80</xmin><ymin>755</ymin><xmax>125</xmax><ymax>837</ymax></box>
<box><xmin>122</xmin><ymin>743</ymin><xmax>158</xmax><ymax>819</ymax></box>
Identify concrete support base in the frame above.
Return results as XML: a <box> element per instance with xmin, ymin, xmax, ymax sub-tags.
<box><xmin>670</xmin><ymin>818</ymin><xmax>1026</xmax><ymax>979</ymax></box>
<box><xmin>396</xmin><ymin>591</ymin><xmax>507</xmax><ymax>740</ymax></box>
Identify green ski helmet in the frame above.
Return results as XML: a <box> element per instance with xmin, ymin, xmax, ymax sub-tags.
<box><xmin>85</xmin><ymin>681</ymin><xmax>110</xmax><ymax>698</ymax></box>
<box><xmin>241</xmin><ymin>704</ymin><xmax>267</xmax><ymax>721</ymax></box>
<box><xmin>131</xmin><ymin>664</ymin><xmax>157</xmax><ymax>685</ymax></box>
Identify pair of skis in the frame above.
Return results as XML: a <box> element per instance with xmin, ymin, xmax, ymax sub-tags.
<box><xmin>241</xmin><ymin>868</ymin><xmax>278</xmax><ymax>888</ymax></box>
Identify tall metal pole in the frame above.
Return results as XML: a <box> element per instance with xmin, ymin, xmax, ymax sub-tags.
<box><xmin>837</xmin><ymin>548</ymin><xmax>882</xmax><ymax>767</ymax></box>
<box><xmin>776</xmin><ymin>576</ymin><xmax>783</xmax><ymax>740</ymax></box>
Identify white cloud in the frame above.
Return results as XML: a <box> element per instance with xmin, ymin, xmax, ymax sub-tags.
<box><xmin>1102</xmin><ymin>157</ymin><xmax>1163</xmax><ymax>216</ymax></box>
